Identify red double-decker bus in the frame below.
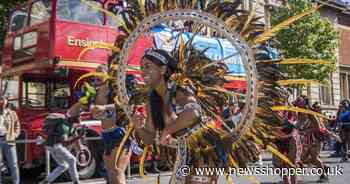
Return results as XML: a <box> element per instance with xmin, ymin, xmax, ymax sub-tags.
<box><xmin>0</xmin><ymin>0</ymin><xmax>155</xmax><ymax>178</ymax></box>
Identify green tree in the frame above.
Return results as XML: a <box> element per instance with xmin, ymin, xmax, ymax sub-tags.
<box><xmin>271</xmin><ymin>0</ymin><xmax>339</xmax><ymax>82</ymax></box>
<box><xmin>0</xmin><ymin>0</ymin><xmax>25</xmax><ymax>49</ymax></box>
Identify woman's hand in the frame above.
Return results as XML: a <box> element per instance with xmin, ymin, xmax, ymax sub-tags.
<box><xmin>91</xmin><ymin>105</ymin><xmax>106</xmax><ymax>119</ymax></box>
<box><xmin>160</xmin><ymin>129</ymin><xmax>172</xmax><ymax>145</ymax></box>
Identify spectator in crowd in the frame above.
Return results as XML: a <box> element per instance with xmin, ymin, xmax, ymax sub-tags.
<box><xmin>329</xmin><ymin>110</ymin><xmax>342</xmax><ymax>157</ymax></box>
<box><xmin>40</xmin><ymin>113</ymin><xmax>84</xmax><ymax>184</ymax></box>
<box><xmin>336</xmin><ymin>101</ymin><xmax>350</xmax><ymax>162</ymax></box>
<box><xmin>0</xmin><ymin>96</ymin><xmax>21</xmax><ymax>184</ymax></box>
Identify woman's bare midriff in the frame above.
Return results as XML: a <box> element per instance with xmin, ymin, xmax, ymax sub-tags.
<box><xmin>95</xmin><ymin>83</ymin><xmax>118</xmax><ymax>130</ymax></box>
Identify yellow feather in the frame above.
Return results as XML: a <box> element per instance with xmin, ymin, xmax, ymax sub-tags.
<box><xmin>159</xmin><ymin>0</ymin><xmax>164</xmax><ymax>12</ymax></box>
<box><xmin>114</xmin><ymin>96</ymin><xmax>122</xmax><ymax>106</ymax></box>
<box><xmin>271</xmin><ymin>105</ymin><xmax>331</xmax><ymax>120</ymax></box>
<box><xmin>74</xmin><ymin>72</ymin><xmax>111</xmax><ymax>89</ymax></box>
<box><xmin>191</xmin><ymin>0</ymin><xmax>196</xmax><ymax>9</ymax></box>
<box><xmin>246</xmin><ymin>132</ymin><xmax>264</xmax><ymax>145</ymax></box>
<box><xmin>157</xmin><ymin>175</ymin><xmax>160</xmax><ymax>184</ymax></box>
<box><xmin>225</xmin><ymin>15</ymin><xmax>239</xmax><ymax>29</ymax></box>
<box><xmin>156</xmin><ymin>145</ymin><xmax>161</xmax><ymax>155</ymax></box>
<box><xmin>115</xmin><ymin>123</ymin><xmax>134</xmax><ymax>169</ymax></box>
<box><xmin>179</xmin><ymin>34</ymin><xmax>186</xmax><ymax>71</ymax></box>
<box><xmin>254</xmin><ymin>5</ymin><xmax>321</xmax><ymax>44</ymax></box>
<box><xmin>277</xmin><ymin>79</ymin><xmax>319</xmax><ymax>86</ymax></box>
<box><xmin>266</xmin><ymin>145</ymin><xmax>295</xmax><ymax>168</ymax></box>
<box><xmin>225</xmin><ymin>173</ymin><xmax>234</xmax><ymax>184</ymax></box>
<box><xmin>240</xmin><ymin>2</ymin><xmax>257</xmax><ymax>37</ymax></box>
<box><xmin>228</xmin><ymin>154</ymin><xmax>239</xmax><ymax>168</ymax></box>
<box><xmin>139</xmin><ymin>146</ymin><xmax>149</xmax><ymax>178</ymax></box>
<box><xmin>111</xmin><ymin>64</ymin><xmax>119</xmax><ymax>70</ymax></box>
<box><xmin>230</xmin><ymin>153</ymin><xmax>262</xmax><ymax>184</ymax></box>
<box><xmin>278</xmin><ymin>58</ymin><xmax>332</xmax><ymax>65</ymax></box>
<box><xmin>139</xmin><ymin>0</ymin><xmax>146</xmax><ymax>15</ymax></box>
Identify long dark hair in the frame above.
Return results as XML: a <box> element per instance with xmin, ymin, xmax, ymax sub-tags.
<box><xmin>143</xmin><ymin>49</ymin><xmax>177</xmax><ymax>130</ymax></box>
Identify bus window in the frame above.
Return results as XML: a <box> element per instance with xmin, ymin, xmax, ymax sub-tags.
<box><xmin>22</xmin><ymin>81</ymin><xmax>46</xmax><ymax>108</ymax></box>
<box><xmin>2</xmin><ymin>77</ymin><xmax>20</xmax><ymax>108</ymax></box>
<box><xmin>48</xmin><ymin>82</ymin><xmax>70</xmax><ymax>109</ymax></box>
<box><xmin>57</xmin><ymin>0</ymin><xmax>103</xmax><ymax>26</ymax></box>
<box><xmin>10</xmin><ymin>8</ymin><xmax>28</xmax><ymax>32</ymax></box>
<box><xmin>30</xmin><ymin>0</ymin><xmax>52</xmax><ymax>26</ymax></box>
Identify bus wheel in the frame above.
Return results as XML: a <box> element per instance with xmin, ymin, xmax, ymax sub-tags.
<box><xmin>69</xmin><ymin>142</ymin><xmax>96</xmax><ymax>179</ymax></box>
<box><xmin>77</xmin><ymin>144</ymin><xmax>96</xmax><ymax>179</ymax></box>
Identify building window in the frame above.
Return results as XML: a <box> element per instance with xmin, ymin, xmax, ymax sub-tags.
<box><xmin>320</xmin><ymin>85</ymin><xmax>332</xmax><ymax>105</ymax></box>
<box><xmin>340</xmin><ymin>72</ymin><xmax>348</xmax><ymax>100</ymax></box>
<box><xmin>319</xmin><ymin>75</ymin><xmax>334</xmax><ymax>105</ymax></box>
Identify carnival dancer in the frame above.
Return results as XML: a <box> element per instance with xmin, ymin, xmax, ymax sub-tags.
<box><xmin>68</xmin><ymin>63</ymin><xmax>142</xmax><ymax>184</ymax></box>
<box><xmin>298</xmin><ymin>99</ymin><xmax>339</xmax><ymax>182</ymax></box>
<box><xmin>83</xmin><ymin>64</ymin><xmax>133</xmax><ymax>184</ymax></box>
<box><xmin>132</xmin><ymin>49</ymin><xmax>221</xmax><ymax>184</ymax></box>
<box><xmin>272</xmin><ymin>102</ymin><xmax>300</xmax><ymax>184</ymax></box>
<box><xmin>131</xmin><ymin>45</ymin><xmax>309</xmax><ymax>184</ymax></box>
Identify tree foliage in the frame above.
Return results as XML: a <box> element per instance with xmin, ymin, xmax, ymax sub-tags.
<box><xmin>271</xmin><ymin>0</ymin><xmax>339</xmax><ymax>82</ymax></box>
<box><xmin>0</xmin><ymin>0</ymin><xmax>25</xmax><ymax>49</ymax></box>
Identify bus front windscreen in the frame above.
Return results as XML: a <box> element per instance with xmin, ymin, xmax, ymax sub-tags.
<box><xmin>22</xmin><ymin>80</ymin><xmax>70</xmax><ymax>109</ymax></box>
<box><xmin>57</xmin><ymin>0</ymin><xmax>103</xmax><ymax>26</ymax></box>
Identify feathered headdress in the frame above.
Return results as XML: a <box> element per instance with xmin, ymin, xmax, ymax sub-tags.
<box><xmin>77</xmin><ymin>0</ymin><xmax>332</xmax><ymax>182</ymax></box>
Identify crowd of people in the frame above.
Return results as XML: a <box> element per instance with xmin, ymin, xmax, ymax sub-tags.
<box><xmin>268</xmin><ymin>95</ymin><xmax>350</xmax><ymax>184</ymax></box>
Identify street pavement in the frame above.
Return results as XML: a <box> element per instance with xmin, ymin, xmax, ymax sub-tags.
<box><xmin>54</xmin><ymin>151</ymin><xmax>349</xmax><ymax>184</ymax></box>
<box><xmin>2</xmin><ymin>151</ymin><xmax>345</xmax><ymax>183</ymax></box>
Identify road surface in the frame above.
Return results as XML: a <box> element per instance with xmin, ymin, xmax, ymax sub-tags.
<box><xmin>57</xmin><ymin>151</ymin><xmax>348</xmax><ymax>184</ymax></box>
<box><xmin>3</xmin><ymin>151</ymin><xmax>347</xmax><ymax>184</ymax></box>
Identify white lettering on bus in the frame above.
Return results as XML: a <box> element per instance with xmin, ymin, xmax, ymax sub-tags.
<box><xmin>67</xmin><ymin>36</ymin><xmax>109</xmax><ymax>48</ymax></box>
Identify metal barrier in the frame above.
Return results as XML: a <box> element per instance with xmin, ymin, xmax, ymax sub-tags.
<box><xmin>11</xmin><ymin>136</ymin><xmax>133</xmax><ymax>181</ymax></box>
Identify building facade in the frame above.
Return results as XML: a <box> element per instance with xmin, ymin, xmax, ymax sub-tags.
<box><xmin>244</xmin><ymin>0</ymin><xmax>349</xmax><ymax>116</ymax></box>
<box><xmin>316</xmin><ymin>1</ymin><xmax>349</xmax><ymax>115</ymax></box>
